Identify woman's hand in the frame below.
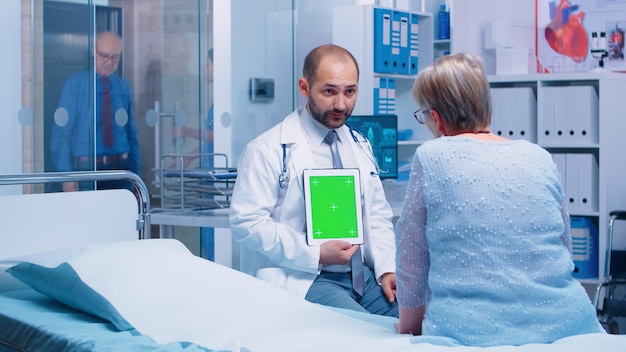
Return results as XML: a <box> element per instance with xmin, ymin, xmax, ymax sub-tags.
<box><xmin>396</xmin><ymin>305</ymin><xmax>425</xmax><ymax>335</ymax></box>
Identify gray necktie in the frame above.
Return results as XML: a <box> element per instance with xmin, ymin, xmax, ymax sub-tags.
<box><xmin>323</xmin><ymin>130</ymin><xmax>365</xmax><ymax>296</ymax></box>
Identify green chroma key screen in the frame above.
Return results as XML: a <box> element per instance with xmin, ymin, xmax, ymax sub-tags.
<box><xmin>308</xmin><ymin>175</ymin><xmax>359</xmax><ymax>240</ymax></box>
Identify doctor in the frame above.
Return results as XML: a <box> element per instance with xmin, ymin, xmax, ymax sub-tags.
<box><xmin>229</xmin><ymin>44</ymin><xmax>398</xmax><ymax>316</ymax></box>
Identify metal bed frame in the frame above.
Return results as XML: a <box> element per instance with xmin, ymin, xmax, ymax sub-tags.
<box><xmin>0</xmin><ymin>170</ymin><xmax>151</xmax><ymax>239</ymax></box>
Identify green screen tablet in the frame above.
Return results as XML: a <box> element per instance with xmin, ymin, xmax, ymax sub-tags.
<box><xmin>303</xmin><ymin>168</ymin><xmax>364</xmax><ymax>246</ymax></box>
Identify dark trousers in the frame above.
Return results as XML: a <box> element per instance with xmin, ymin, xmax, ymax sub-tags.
<box><xmin>73</xmin><ymin>156</ymin><xmax>134</xmax><ymax>191</ymax></box>
<box><xmin>305</xmin><ymin>266</ymin><xmax>398</xmax><ymax>317</ymax></box>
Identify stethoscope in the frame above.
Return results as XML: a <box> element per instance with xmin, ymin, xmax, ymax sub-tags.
<box><xmin>279</xmin><ymin>143</ymin><xmax>290</xmax><ymax>189</ymax></box>
<box><xmin>278</xmin><ymin>127</ymin><xmax>388</xmax><ymax>189</ymax></box>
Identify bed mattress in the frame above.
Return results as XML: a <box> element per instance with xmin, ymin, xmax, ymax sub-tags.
<box><xmin>0</xmin><ymin>289</ymin><xmax>208</xmax><ymax>352</ymax></box>
<box><xmin>0</xmin><ymin>287</ymin><xmax>399</xmax><ymax>352</ymax></box>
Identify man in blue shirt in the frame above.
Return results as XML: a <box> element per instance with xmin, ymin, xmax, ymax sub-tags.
<box><xmin>51</xmin><ymin>31</ymin><xmax>140</xmax><ymax>191</ymax></box>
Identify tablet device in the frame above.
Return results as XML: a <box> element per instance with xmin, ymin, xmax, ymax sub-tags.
<box><xmin>303</xmin><ymin>168</ymin><xmax>364</xmax><ymax>246</ymax></box>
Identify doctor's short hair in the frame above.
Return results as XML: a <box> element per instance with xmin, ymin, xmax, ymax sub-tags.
<box><xmin>302</xmin><ymin>44</ymin><xmax>359</xmax><ymax>84</ymax></box>
<box><xmin>412</xmin><ymin>52</ymin><xmax>492</xmax><ymax>134</ymax></box>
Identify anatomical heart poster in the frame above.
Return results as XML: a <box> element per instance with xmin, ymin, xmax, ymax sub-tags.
<box><xmin>537</xmin><ymin>0</ymin><xmax>626</xmax><ymax>73</ymax></box>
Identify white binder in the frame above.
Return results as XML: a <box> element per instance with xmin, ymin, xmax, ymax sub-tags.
<box><xmin>566</xmin><ymin>86</ymin><xmax>598</xmax><ymax>145</ymax></box>
<box><xmin>565</xmin><ymin>153</ymin><xmax>580</xmax><ymax>212</ymax></box>
<box><xmin>513</xmin><ymin>87</ymin><xmax>536</xmax><ymax>142</ymax></box>
<box><xmin>538</xmin><ymin>86</ymin><xmax>556</xmax><ymax>145</ymax></box>
<box><xmin>563</xmin><ymin>153</ymin><xmax>599</xmax><ymax>214</ymax></box>
<box><xmin>575</xmin><ymin>153</ymin><xmax>599</xmax><ymax>213</ymax></box>
<box><xmin>552</xmin><ymin>153</ymin><xmax>567</xmax><ymax>187</ymax></box>
<box><xmin>491</xmin><ymin>87</ymin><xmax>536</xmax><ymax>142</ymax></box>
<box><xmin>553</xmin><ymin>87</ymin><xmax>568</xmax><ymax>145</ymax></box>
<box><xmin>490</xmin><ymin>88</ymin><xmax>505</xmax><ymax>137</ymax></box>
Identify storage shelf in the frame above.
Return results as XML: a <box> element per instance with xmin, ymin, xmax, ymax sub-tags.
<box><xmin>570</xmin><ymin>211</ymin><xmax>601</xmax><ymax>217</ymax></box>
<box><xmin>398</xmin><ymin>140</ymin><xmax>426</xmax><ymax>146</ymax></box>
<box><xmin>373</xmin><ymin>73</ymin><xmax>417</xmax><ymax>80</ymax></box>
<box><xmin>487</xmin><ymin>71</ymin><xmax>626</xmax><ymax>83</ymax></box>
<box><xmin>487</xmin><ymin>72</ymin><xmax>626</xmax><ymax>283</ymax></box>
<box><xmin>578</xmin><ymin>278</ymin><xmax>602</xmax><ymax>285</ymax></box>
<box><xmin>541</xmin><ymin>144</ymin><xmax>600</xmax><ymax>150</ymax></box>
<box><xmin>433</xmin><ymin>39</ymin><xmax>450</xmax><ymax>46</ymax></box>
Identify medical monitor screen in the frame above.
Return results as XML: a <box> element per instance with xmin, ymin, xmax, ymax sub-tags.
<box><xmin>346</xmin><ymin>115</ymin><xmax>398</xmax><ymax>179</ymax></box>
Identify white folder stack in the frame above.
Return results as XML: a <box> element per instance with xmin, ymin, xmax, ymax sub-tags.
<box><xmin>539</xmin><ymin>85</ymin><xmax>599</xmax><ymax>146</ymax></box>
<box><xmin>552</xmin><ymin>153</ymin><xmax>599</xmax><ymax>214</ymax></box>
<box><xmin>490</xmin><ymin>86</ymin><xmax>537</xmax><ymax>142</ymax></box>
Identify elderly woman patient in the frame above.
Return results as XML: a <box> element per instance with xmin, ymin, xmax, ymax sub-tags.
<box><xmin>394</xmin><ymin>53</ymin><xmax>605</xmax><ymax>346</ymax></box>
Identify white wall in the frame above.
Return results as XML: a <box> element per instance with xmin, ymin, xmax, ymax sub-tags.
<box><xmin>213</xmin><ymin>0</ymin><xmax>297</xmax><ymax>267</ymax></box>
<box><xmin>218</xmin><ymin>0</ymin><xmax>417</xmax><ymax>168</ymax></box>
<box><xmin>0</xmin><ymin>1</ymin><xmax>23</xmax><ymax>195</ymax></box>
<box><xmin>294</xmin><ymin>0</ymin><xmax>357</xmax><ymax>108</ymax></box>
<box><xmin>451</xmin><ymin>0</ymin><xmax>536</xmax><ymax>74</ymax></box>
<box><xmin>214</xmin><ymin>0</ymin><xmax>295</xmax><ymax>167</ymax></box>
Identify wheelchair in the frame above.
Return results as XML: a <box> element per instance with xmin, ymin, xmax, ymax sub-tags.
<box><xmin>593</xmin><ymin>211</ymin><xmax>626</xmax><ymax>334</ymax></box>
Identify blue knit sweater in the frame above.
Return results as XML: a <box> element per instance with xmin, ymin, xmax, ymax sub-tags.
<box><xmin>395</xmin><ymin>136</ymin><xmax>604</xmax><ymax>346</ymax></box>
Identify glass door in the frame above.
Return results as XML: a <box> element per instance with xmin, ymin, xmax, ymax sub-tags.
<box><xmin>16</xmin><ymin>0</ymin><xmax>212</xmax><ymax>196</ymax></box>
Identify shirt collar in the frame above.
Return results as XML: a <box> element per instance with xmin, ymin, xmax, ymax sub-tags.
<box><xmin>300</xmin><ymin>105</ymin><xmax>341</xmax><ymax>146</ymax></box>
<box><xmin>97</xmin><ymin>73</ymin><xmax>115</xmax><ymax>82</ymax></box>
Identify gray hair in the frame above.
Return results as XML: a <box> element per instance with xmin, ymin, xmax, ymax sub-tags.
<box><xmin>412</xmin><ymin>53</ymin><xmax>492</xmax><ymax>134</ymax></box>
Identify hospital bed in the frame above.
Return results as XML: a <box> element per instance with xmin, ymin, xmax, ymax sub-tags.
<box><xmin>1</xmin><ymin>171</ymin><xmax>625</xmax><ymax>351</ymax></box>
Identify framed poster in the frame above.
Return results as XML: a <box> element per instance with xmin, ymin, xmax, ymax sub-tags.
<box><xmin>537</xmin><ymin>0</ymin><xmax>626</xmax><ymax>72</ymax></box>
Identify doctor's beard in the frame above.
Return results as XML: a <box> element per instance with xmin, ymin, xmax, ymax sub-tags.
<box><xmin>306</xmin><ymin>97</ymin><xmax>354</xmax><ymax>130</ymax></box>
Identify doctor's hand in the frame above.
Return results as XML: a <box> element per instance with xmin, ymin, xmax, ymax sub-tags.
<box><xmin>319</xmin><ymin>241</ymin><xmax>359</xmax><ymax>265</ymax></box>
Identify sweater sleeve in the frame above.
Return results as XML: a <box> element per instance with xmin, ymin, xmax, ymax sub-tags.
<box><xmin>394</xmin><ymin>151</ymin><xmax>430</xmax><ymax>309</ymax></box>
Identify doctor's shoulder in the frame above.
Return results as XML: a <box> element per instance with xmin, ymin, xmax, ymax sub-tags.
<box><xmin>240</xmin><ymin>126</ymin><xmax>283</xmax><ymax>158</ymax></box>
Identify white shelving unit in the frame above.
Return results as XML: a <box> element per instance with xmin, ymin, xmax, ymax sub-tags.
<box><xmin>433</xmin><ymin>39</ymin><xmax>450</xmax><ymax>57</ymax></box>
<box><xmin>488</xmin><ymin>72</ymin><xmax>626</xmax><ymax>284</ymax></box>
<box><xmin>331</xmin><ymin>4</ymin><xmax>440</xmax><ymax>164</ymax></box>
<box><xmin>386</xmin><ymin>71</ymin><xmax>626</xmax><ymax>285</ymax></box>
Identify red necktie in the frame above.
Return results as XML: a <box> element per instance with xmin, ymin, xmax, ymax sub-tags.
<box><xmin>100</xmin><ymin>76</ymin><xmax>114</xmax><ymax>147</ymax></box>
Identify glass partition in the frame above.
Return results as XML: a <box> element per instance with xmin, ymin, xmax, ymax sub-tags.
<box><xmin>17</xmin><ymin>0</ymin><xmax>212</xmax><ymax>197</ymax></box>
<box><xmin>13</xmin><ymin>0</ymin><xmax>361</xmax><ymax>260</ymax></box>
<box><xmin>11</xmin><ymin>0</ymin><xmax>211</xmax><ymax>253</ymax></box>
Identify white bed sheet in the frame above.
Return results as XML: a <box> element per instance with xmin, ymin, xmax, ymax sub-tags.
<box><xmin>10</xmin><ymin>238</ymin><xmax>620</xmax><ymax>352</ymax></box>
<box><xmin>108</xmin><ymin>253</ymin><xmax>626</xmax><ymax>352</ymax></box>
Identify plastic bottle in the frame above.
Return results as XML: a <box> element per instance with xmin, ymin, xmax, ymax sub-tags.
<box><xmin>438</xmin><ymin>4</ymin><xmax>450</xmax><ymax>40</ymax></box>
<box><xmin>599</xmin><ymin>32</ymin><xmax>607</xmax><ymax>50</ymax></box>
<box><xmin>591</xmin><ymin>32</ymin><xmax>598</xmax><ymax>50</ymax></box>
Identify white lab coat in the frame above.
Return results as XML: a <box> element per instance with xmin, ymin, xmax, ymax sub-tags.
<box><xmin>229</xmin><ymin>107</ymin><xmax>396</xmax><ymax>297</ymax></box>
